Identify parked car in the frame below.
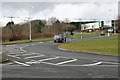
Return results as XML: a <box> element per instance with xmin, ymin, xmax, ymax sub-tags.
<box><xmin>100</xmin><ymin>31</ymin><xmax>105</xmax><ymax>36</ymax></box>
<box><xmin>54</xmin><ymin>34</ymin><xmax>66</xmax><ymax>43</ymax></box>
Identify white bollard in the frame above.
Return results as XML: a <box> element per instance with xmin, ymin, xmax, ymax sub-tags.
<box><xmin>108</xmin><ymin>32</ymin><xmax>110</xmax><ymax>37</ymax></box>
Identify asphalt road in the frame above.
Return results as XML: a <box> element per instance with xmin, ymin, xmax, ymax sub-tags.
<box><xmin>2</xmin><ymin>36</ymin><xmax>119</xmax><ymax>79</ymax></box>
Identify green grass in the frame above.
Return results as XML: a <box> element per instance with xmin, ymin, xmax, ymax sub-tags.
<box><xmin>1</xmin><ymin>32</ymin><xmax>119</xmax><ymax>45</ymax></box>
<box><xmin>59</xmin><ymin>37</ymin><xmax>118</xmax><ymax>56</ymax></box>
<box><xmin>1</xmin><ymin>32</ymin><xmax>99</xmax><ymax>45</ymax></box>
<box><xmin>71</xmin><ymin>32</ymin><xmax>100</xmax><ymax>39</ymax></box>
<box><xmin>0</xmin><ymin>56</ymin><xmax>9</xmax><ymax>63</ymax></box>
<box><xmin>71</xmin><ymin>32</ymin><xmax>118</xmax><ymax>39</ymax></box>
<box><xmin>1</xmin><ymin>38</ymin><xmax>53</xmax><ymax>45</ymax></box>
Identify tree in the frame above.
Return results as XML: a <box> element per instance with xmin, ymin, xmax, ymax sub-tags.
<box><xmin>31</xmin><ymin>20</ymin><xmax>45</xmax><ymax>33</ymax></box>
<box><xmin>6</xmin><ymin>21</ymin><xmax>15</xmax><ymax>34</ymax></box>
<box><xmin>6</xmin><ymin>21</ymin><xmax>14</xmax><ymax>26</ymax></box>
<box><xmin>47</xmin><ymin>17</ymin><xmax>57</xmax><ymax>25</ymax></box>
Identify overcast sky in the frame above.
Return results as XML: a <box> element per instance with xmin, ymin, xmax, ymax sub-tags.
<box><xmin>0</xmin><ymin>0</ymin><xmax>119</xmax><ymax>27</ymax></box>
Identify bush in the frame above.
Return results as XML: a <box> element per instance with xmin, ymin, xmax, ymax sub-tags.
<box><xmin>32</xmin><ymin>32</ymin><xmax>54</xmax><ymax>39</ymax></box>
<box><xmin>9</xmin><ymin>34</ymin><xmax>28</xmax><ymax>41</ymax></box>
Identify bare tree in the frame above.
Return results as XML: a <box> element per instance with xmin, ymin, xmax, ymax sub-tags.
<box><xmin>47</xmin><ymin>17</ymin><xmax>58</xmax><ymax>25</ymax></box>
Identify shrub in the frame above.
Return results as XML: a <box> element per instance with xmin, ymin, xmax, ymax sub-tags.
<box><xmin>32</xmin><ymin>32</ymin><xmax>54</xmax><ymax>39</ymax></box>
<box><xmin>9</xmin><ymin>34</ymin><xmax>28</xmax><ymax>41</ymax></box>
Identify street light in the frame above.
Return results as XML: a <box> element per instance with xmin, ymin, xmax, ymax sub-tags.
<box><xmin>109</xmin><ymin>9</ymin><xmax>116</xmax><ymax>35</ymax></box>
<box><xmin>79</xmin><ymin>19</ymin><xmax>82</xmax><ymax>34</ymax></box>
<box><xmin>64</xmin><ymin>18</ymin><xmax>70</xmax><ymax>43</ymax></box>
<box><xmin>75</xmin><ymin>18</ymin><xmax>82</xmax><ymax>34</ymax></box>
<box><xmin>64</xmin><ymin>18</ymin><xmax>69</xmax><ymax>33</ymax></box>
<box><xmin>28</xmin><ymin>5</ymin><xmax>33</xmax><ymax>42</ymax></box>
<box><xmin>113</xmin><ymin>9</ymin><xmax>116</xmax><ymax>35</ymax></box>
<box><xmin>93</xmin><ymin>19</ymin><xmax>96</xmax><ymax>35</ymax></box>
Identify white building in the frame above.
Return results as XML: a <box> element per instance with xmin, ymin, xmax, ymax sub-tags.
<box><xmin>81</xmin><ymin>22</ymin><xmax>100</xmax><ymax>31</ymax></box>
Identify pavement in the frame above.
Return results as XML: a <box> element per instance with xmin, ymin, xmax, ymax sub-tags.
<box><xmin>1</xmin><ymin>36</ymin><xmax>119</xmax><ymax>79</ymax></box>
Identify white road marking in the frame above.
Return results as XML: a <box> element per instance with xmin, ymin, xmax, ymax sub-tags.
<box><xmin>8</xmin><ymin>55</ymin><xmax>21</xmax><ymax>59</ymax></box>
<box><xmin>13</xmin><ymin>61</ymin><xmax>30</xmax><ymax>67</ymax></box>
<box><xmin>26</xmin><ymin>61</ymin><xmax>39</xmax><ymax>64</ymax></box>
<box><xmin>6</xmin><ymin>45</ymin><xmax>16</xmax><ymax>47</ymax></box>
<box><xmin>26</xmin><ymin>57</ymin><xmax>59</xmax><ymax>65</ymax></box>
<box><xmin>58</xmin><ymin>48</ymin><xmax>67</xmax><ymax>51</ymax></box>
<box><xmin>38</xmin><ymin>57</ymin><xmax>59</xmax><ymax>62</ymax></box>
<box><xmin>41</xmin><ymin>62</ymin><xmax>57</xmax><ymax>66</ymax></box>
<box><xmin>102</xmin><ymin>61</ymin><xmax>119</xmax><ymax>65</ymax></box>
<box><xmin>24</xmin><ymin>55</ymin><xmax>45</xmax><ymax>59</ymax></box>
<box><xmin>56</xmin><ymin>59</ymin><xmax>77</xmax><ymax>65</ymax></box>
<box><xmin>39</xmin><ymin>42</ymin><xmax>43</xmax><ymax>43</ymax></box>
<box><xmin>8</xmin><ymin>53</ymin><xmax>15</xmax><ymax>55</ymax></box>
<box><xmin>22</xmin><ymin>53</ymin><xmax>39</xmax><ymax>56</ymax></box>
<box><xmin>6</xmin><ymin>62</ymin><xmax>13</xmax><ymax>65</ymax></box>
<box><xmin>31</xmin><ymin>44</ymin><xmax>35</xmax><ymax>45</ymax></box>
<box><xmin>26</xmin><ymin>61</ymin><xmax>57</xmax><ymax>65</ymax></box>
<box><xmin>31</xmin><ymin>52</ymin><xmax>43</xmax><ymax>55</ymax></box>
<box><xmin>81</xmin><ymin>62</ymin><xmax>102</xmax><ymax>66</ymax></box>
<box><xmin>20</xmin><ymin>47</ymin><xmax>27</xmax><ymax>52</ymax></box>
<box><xmin>25</xmin><ymin>45</ymin><xmax>29</xmax><ymax>47</ymax></box>
<box><xmin>19</xmin><ymin>52</ymin><xmax>26</xmax><ymax>53</ymax></box>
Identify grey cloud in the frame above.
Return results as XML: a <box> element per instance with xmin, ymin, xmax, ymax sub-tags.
<box><xmin>2</xmin><ymin>2</ymin><xmax>59</xmax><ymax>14</ymax></box>
<box><xmin>2</xmin><ymin>2</ymin><xmax>94</xmax><ymax>15</ymax></box>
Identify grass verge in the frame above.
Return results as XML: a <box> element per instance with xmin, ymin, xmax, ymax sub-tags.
<box><xmin>59</xmin><ymin>37</ymin><xmax>118</xmax><ymax>56</ymax></box>
<box><xmin>1</xmin><ymin>38</ymin><xmax>53</xmax><ymax>45</ymax></box>
<box><xmin>71</xmin><ymin>32</ymin><xmax>100</xmax><ymax>39</ymax></box>
<box><xmin>0</xmin><ymin>56</ymin><xmax>9</xmax><ymax>63</ymax></box>
<box><xmin>1</xmin><ymin>33</ymin><xmax>118</xmax><ymax>45</ymax></box>
<box><xmin>1</xmin><ymin>33</ymin><xmax>97</xmax><ymax>45</ymax></box>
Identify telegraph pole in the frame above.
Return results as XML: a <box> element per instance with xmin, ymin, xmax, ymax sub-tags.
<box><xmin>4</xmin><ymin>16</ymin><xmax>19</xmax><ymax>34</ymax></box>
<box><xmin>26</xmin><ymin>5</ymin><xmax>33</xmax><ymax>42</ymax></box>
<box><xmin>4</xmin><ymin>16</ymin><xmax>19</xmax><ymax>22</ymax></box>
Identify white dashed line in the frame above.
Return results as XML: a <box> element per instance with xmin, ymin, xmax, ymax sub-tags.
<box><xmin>25</xmin><ymin>45</ymin><xmax>29</xmax><ymax>47</ymax></box>
<box><xmin>8</xmin><ymin>53</ymin><xmax>15</xmax><ymax>55</ymax></box>
<box><xmin>39</xmin><ymin>57</ymin><xmax>59</xmax><ymax>62</ymax></box>
<box><xmin>31</xmin><ymin>44</ymin><xmax>35</xmax><ymax>45</ymax></box>
<box><xmin>56</xmin><ymin>59</ymin><xmax>77</xmax><ymax>65</ymax></box>
<box><xmin>13</xmin><ymin>61</ymin><xmax>30</xmax><ymax>67</ymax></box>
<box><xmin>41</xmin><ymin>62</ymin><xmax>57</xmax><ymax>66</ymax></box>
<box><xmin>40</xmin><ymin>42</ymin><xmax>43</xmax><ymax>43</ymax></box>
<box><xmin>19</xmin><ymin>52</ymin><xmax>26</xmax><ymax>53</ymax></box>
<box><xmin>24</xmin><ymin>55</ymin><xmax>45</xmax><ymax>59</ymax></box>
<box><xmin>58</xmin><ymin>48</ymin><xmax>67</xmax><ymax>51</ymax></box>
<box><xmin>6</xmin><ymin>45</ymin><xmax>16</xmax><ymax>47</ymax></box>
<box><xmin>20</xmin><ymin>47</ymin><xmax>27</xmax><ymax>52</ymax></box>
<box><xmin>26</xmin><ymin>61</ymin><xmax>39</xmax><ymax>64</ymax></box>
<box><xmin>8</xmin><ymin>55</ymin><xmax>21</xmax><ymax>59</ymax></box>
<box><xmin>22</xmin><ymin>53</ymin><xmax>39</xmax><ymax>56</ymax></box>
<box><xmin>102</xmin><ymin>61</ymin><xmax>119</xmax><ymax>65</ymax></box>
<box><xmin>6</xmin><ymin>62</ymin><xmax>14</xmax><ymax>65</ymax></box>
<box><xmin>81</xmin><ymin>62</ymin><xmax>102</xmax><ymax>66</ymax></box>
<box><xmin>26</xmin><ymin>57</ymin><xmax>59</xmax><ymax>65</ymax></box>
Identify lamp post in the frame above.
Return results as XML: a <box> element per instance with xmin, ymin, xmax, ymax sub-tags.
<box><xmin>64</xmin><ymin>18</ymin><xmax>70</xmax><ymax>43</ymax></box>
<box><xmin>28</xmin><ymin>5</ymin><xmax>33</xmax><ymax>42</ymax></box>
<box><xmin>113</xmin><ymin>9</ymin><xmax>116</xmax><ymax>35</ymax></box>
<box><xmin>79</xmin><ymin>19</ymin><xmax>82</xmax><ymax>34</ymax></box>
<box><xmin>64</xmin><ymin>18</ymin><xmax>69</xmax><ymax>33</ymax></box>
<box><xmin>109</xmin><ymin>9</ymin><xmax>116</xmax><ymax>35</ymax></box>
<box><xmin>93</xmin><ymin>19</ymin><xmax>96</xmax><ymax>35</ymax></box>
<box><xmin>108</xmin><ymin>10</ymin><xmax>112</xmax><ymax>36</ymax></box>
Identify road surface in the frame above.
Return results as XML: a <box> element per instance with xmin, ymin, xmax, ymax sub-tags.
<box><xmin>2</xmin><ymin>36</ymin><xmax>119</xmax><ymax>79</ymax></box>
